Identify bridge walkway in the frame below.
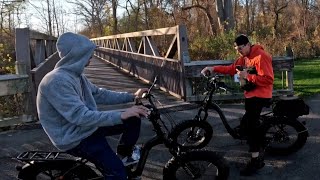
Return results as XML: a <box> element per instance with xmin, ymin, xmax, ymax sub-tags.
<box><xmin>86</xmin><ymin>57</ymin><xmax>187</xmax><ymax>112</ymax></box>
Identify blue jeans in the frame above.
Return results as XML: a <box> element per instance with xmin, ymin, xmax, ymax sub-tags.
<box><xmin>67</xmin><ymin>117</ymin><xmax>141</xmax><ymax>180</ymax></box>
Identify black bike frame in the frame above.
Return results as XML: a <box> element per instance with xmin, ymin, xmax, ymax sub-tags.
<box><xmin>196</xmin><ymin>79</ymin><xmax>241</xmax><ymax>139</ymax></box>
<box><xmin>197</xmin><ymin>76</ymin><xmax>308</xmax><ymax>140</ymax></box>
<box><xmin>130</xmin><ymin>92</ymin><xmax>182</xmax><ymax>178</ymax></box>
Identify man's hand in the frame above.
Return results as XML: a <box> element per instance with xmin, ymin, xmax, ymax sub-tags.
<box><xmin>201</xmin><ymin>67</ymin><xmax>214</xmax><ymax>76</ymax></box>
<box><xmin>121</xmin><ymin>105</ymin><xmax>150</xmax><ymax>120</ymax></box>
<box><xmin>236</xmin><ymin>68</ymin><xmax>248</xmax><ymax>86</ymax></box>
<box><xmin>236</xmin><ymin>68</ymin><xmax>248</xmax><ymax>79</ymax></box>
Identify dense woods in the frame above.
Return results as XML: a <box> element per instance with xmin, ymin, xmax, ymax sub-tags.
<box><xmin>1</xmin><ymin>0</ymin><xmax>320</xmax><ymax>71</ymax></box>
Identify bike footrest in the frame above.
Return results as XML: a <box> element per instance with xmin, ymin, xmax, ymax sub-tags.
<box><xmin>16</xmin><ymin>151</ymin><xmax>75</xmax><ymax>162</ymax></box>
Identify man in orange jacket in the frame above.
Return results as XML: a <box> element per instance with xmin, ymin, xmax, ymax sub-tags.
<box><xmin>201</xmin><ymin>34</ymin><xmax>274</xmax><ymax>176</ymax></box>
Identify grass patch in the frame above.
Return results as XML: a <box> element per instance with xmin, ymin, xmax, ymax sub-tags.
<box><xmin>266</xmin><ymin>58</ymin><xmax>320</xmax><ymax>98</ymax></box>
<box><xmin>293</xmin><ymin>58</ymin><xmax>320</xmax><ymax>97</ymax></box>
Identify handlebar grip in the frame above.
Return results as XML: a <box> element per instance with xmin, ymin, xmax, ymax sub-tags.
<box><xmin>218</xmin><ymin>82</ymin><xmax>234</xmax><ymax>91</ymax></box>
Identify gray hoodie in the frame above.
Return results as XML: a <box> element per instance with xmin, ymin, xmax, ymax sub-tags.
<box><xmin>36</xmin><ymin>32</ymin><xmax>134</xmax><ymax>151</ymax></box>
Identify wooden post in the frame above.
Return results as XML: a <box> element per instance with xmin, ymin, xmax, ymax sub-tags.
<box><xmin>34</xmin><ymin>40</ymin><xmax>46</xmax><ymax>66</ymax></box>
<box><xmin>285</xmin><ymin>46</ymin><xmax>294</xmax><ymax>91</ymax></box>
<box><xmin>177</xmin><ymin>25</ymin><xmax>191</xmax><ymax>100</ymax></box>
<box><xmin>15</xmin><ymin>28</ymin><xmax>36</xmax><ymax>122</ymax></box>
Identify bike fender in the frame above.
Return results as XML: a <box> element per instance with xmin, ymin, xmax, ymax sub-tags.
<box><xmin>297</xmin><ymin>121</ymin><xmax>309</xmax><ymax>137</ymax></box>
<box><xmin>17</xmin><ymin>162</ymin><xmax>43</xmax><ymax>179</ymax></box>
<box><xmin>17</xmin><ymin>160</ymin><xmax>78</xmax><ymax>179</ymax></box>
<box><xmin>264</xmin><ymin>117</ymin><xmax>309</xmax><ymax>136</ymax></box>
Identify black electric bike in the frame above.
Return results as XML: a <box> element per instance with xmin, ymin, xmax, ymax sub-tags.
<box><xmin>168</xmin><ymin>74</ymin><xmax>309</xmax><ymax>155</ymax></box>
<box><xmin>16</xmin><ymin>76</ymin><xmax>230</xmax><ymax>180</ymax></box>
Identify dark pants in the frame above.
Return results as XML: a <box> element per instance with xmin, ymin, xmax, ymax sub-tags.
<box><xmin>67</xmin><ymin>117</ymin><xmax>141</xmax><ymax>180</ymax></box>
<box><xmin>241</xmin><ymin>97</ymin><xmax>270</xmax><ymax>152</ymax></box>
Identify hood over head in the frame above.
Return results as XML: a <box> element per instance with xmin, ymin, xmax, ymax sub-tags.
<box><xmin>55</xmin><ymin>32</ymin><xmax>96</xmax><ymax>75</ymax></box>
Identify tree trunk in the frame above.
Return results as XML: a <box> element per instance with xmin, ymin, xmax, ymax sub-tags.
<box><xmin>52</xmin><ymin>0</ymin><xmax>60</xmax><ymax>36</ymax></box>
<box><xmin>216</xmin><ymin>0</ymin><xmax>235</xmax><ymax>32</ymax></box>
<box><xmin>245</xmin><ymin>0</ymin><xmax>250</xmax><ymax>33</ymax></box>
<box><xmin>112</xmin><ymin>0</ymin><xmax>118</xmax><ymax>35</ymax></box>
<box><xmin>46</xmin><ymin>0</ymin><xmax>52</xmax><ymax>36</ymax></box>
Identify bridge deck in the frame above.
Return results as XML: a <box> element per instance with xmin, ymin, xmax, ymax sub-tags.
<box><xmin>85</xmin><ymin>57</ymin><xmax>186</xmax><ymax>111</ymax></box>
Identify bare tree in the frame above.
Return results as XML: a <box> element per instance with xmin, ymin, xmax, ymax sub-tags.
<box><xmin>111</xmin><ymin>0</ymin><xmax>118</xmax><ymax>34</ymax></box>
<box><xmin>67</xmin><ymin>0</ymin><xmax>108</xmax><ymax>36</ymax></box>
<box><xmin>21</xmin><ymin>0</ymin><xmax>68</xmax><ymax>36</ymax></box>
<box><xmin>215</xmin><ymin>0</ymin><xmax>235</xmax><ymax>32</ymax></box>
<box><xmin>181</xmin><ymin>0</ymin><xmax>234</xmax><ymax>35</ymax></box>
<box><xmin>271</xmin><ymin>0</ymin><xmax>289</xmax><ymax>38</ymax></box>
<box><xmin>0</xmin><ymin>0</ymin><xmax>25</xmax><ymax>36</ymax></box>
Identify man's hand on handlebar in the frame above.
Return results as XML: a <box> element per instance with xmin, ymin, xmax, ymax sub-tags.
<box><xmin>201</xmin><ymin>67</ymin><xmax>214</xmax><ymax>77</ymax></box>
<box><xmin>121</xmin><ymin>105</ymin><xmax>150</xmax><ymax>120</ymax></box>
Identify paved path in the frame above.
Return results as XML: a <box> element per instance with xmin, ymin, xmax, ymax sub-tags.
<box><xmin>1</xmin><ymin>59</ymin><xmax>320</xmax><ymax>179</ymax></box>
<box><xmin>1</xmin><ymin>95</ymin><xmax>320</xmax><ymax>180</ymax></box>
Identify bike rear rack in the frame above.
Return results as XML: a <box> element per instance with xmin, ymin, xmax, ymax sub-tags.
<box><xmin>17</xmin><ymin>151</ymin><xmax>76</xmax><ymax>162</ymax></box>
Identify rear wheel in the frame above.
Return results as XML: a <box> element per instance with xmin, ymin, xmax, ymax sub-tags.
<box><xmin>263</xmin><ymin>117</ymin><xmax>308</xmax><ymax>155</ymax></box>
<box><xmin>18</xmin><ymin>161</ymin><xmax>99</xmax><ymax>180</ymax></box>
<box><xmin>163</xmin><ymin>150</ymin><xmax>229</xmax><ymax>180</ymax></box>
<box><xmin>168</xmin><ymin>120</ymin><xmax>213</xmax><ymax>150</ymax></box>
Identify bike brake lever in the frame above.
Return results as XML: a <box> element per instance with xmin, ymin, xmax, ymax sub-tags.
<box><xmin>217</xmin><ymin>82</ymin><xmax>234</xmax><ymax>92</ymax></box>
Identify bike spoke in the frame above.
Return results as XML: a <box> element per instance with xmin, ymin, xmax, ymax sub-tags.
<box><xmin>266</xmin><ymin>123</ymin><xmax>298</xmax><ymax>148</ymax></box>
<box><xmin>178</xmin><ymin>127</ymin><xmax>206</xmax><ymax>147</ymax></box>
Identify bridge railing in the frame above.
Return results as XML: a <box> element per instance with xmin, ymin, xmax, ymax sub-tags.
<box><xmin>10</xmin><ymin>28</ymin><xmax>57</xmax><ymax>122</ymax></box>
<box><xmin>91</xmin><ymin>25</ymin><xmax>191</xmax><ymax>100</ymax></box>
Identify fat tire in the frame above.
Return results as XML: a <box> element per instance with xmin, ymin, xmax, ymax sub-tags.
<box><xmin>163</xmin><ymin>150</ymin><xmax>229</xmax><ymax>180</ymax></box>
<box><xmin>18</xmin><ymin>161</ymin><xmax>98</xmax><ymax>180</ymax></box>
<box><xmin>263</xmin><ymin>117</ymin><xmax>308</xmax><ymax>155</ymax></box>
<box><xmin>169</xmin><ymin>120</ymin><xmax>213</xmax><ymax>150</ymax></box>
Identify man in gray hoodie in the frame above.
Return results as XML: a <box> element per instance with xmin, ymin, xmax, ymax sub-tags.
<box><xmin>37</xmin><ymin>32</ymin><xmax>149</xmax><ymax>179</ymax></box>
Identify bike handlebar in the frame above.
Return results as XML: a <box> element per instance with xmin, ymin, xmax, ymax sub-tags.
<box><xmin>201</xmin><ymin>74</ymin><xmax>234</xmax><ymax>93</ymax></box>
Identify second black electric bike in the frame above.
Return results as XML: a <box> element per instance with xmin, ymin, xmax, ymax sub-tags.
<box><xmin>168</xmin><ymin>74</ymin><xmax>309</xmax><ymax>155</ymax></box>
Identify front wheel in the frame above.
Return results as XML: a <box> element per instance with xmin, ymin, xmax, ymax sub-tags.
<box><xmin>263</xmin><ymin>117</ymin><xmax>309</xmax><ymax>155</ymax></box>
<box><xmin>168</xmin><ymin>120</ymin><xmax>213</xmax><ymax>150</ymax></box>
<box><xmin>163</xmin><ymin>150</ymin><xmax>229</xmax><ymax>180</ymax></box>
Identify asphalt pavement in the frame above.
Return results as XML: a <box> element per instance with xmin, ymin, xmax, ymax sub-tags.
<box><xmin>1</xmin><ymin>94</ymin><xmax>320</xmax><ymax>180</ymax></box>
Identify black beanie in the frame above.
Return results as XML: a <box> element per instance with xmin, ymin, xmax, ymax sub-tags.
<box><xmin>235</xmin><ymin>34</ymin><xmax>249</xmax><ymax>46</ymax></box>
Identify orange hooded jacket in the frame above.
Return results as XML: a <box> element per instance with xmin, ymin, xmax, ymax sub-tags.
<box><xmin>212</xmin><ymin>44</ymin><xmax>274</xmax><ymax>98</ymax></box>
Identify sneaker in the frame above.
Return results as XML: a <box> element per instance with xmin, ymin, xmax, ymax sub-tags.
<box><xmin>121</xmin><ymin>156</ymin><xmax>139</xmax><ymax>166</ymax></box>
<box><xmin>240</xmin><ymin>157</ymin><xmax>265</xmax><ymax>176</ymax></box>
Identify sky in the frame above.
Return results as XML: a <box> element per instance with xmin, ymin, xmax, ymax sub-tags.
<box><xmin>19</xmin><ymin>0</ymin><xmax>127</xmax><ymax>34</ymax></box>
<box><xmin>19</xmin><ymin>0</ymin><xmax>79</xmax><ymax>33</ymax></box>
